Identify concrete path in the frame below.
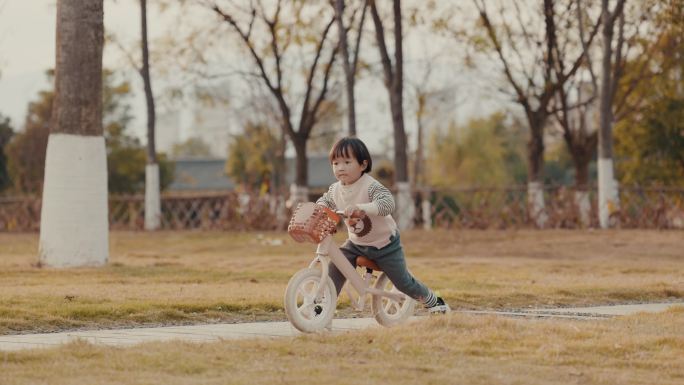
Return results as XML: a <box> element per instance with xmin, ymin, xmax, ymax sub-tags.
<box><xmin>461</xmin><ymin>302</ymin><xmax>684</xmax><ymax>319</ymax></box>
<box><xmin>528</xmin><ymin>302</ymin><xmax>683</xmax><ymax>316</ymax></box>
<box><xmin>0</xmin><ymin>318</ymin><xmax>379</xmax><ymax>352</ymax></box>
<box><xmin>1</xmin><ymin>302</ymin><xmax>682</xmax><ymax>352</ymax></box>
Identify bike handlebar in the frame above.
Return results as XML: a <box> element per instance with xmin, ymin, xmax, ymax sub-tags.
<box><xmin>334</xmin><ymin>210</ymin><xmax>366</xmax><ymax>219</ymax></box>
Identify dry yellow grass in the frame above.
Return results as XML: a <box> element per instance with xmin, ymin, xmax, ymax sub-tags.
<box><xmin>1</xmin><ymin>308</ymin><xmax>683</xmax><ymax>385</ymax></box>
<box><xmin>1</xmin><ymin>230</ymin><xmax>683</xmax><ymax>334</ymax></box>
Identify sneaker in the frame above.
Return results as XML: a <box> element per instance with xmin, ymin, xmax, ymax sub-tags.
<box><xmin>427</xmin><ymin>297</ymin><xmax>451</xmax><ymax>314</ymax></box>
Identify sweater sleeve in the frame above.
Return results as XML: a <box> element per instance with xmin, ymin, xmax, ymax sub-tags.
<box><xmin>365</xmin><ymin>180</ymin><xmax>395</xmax><ymax>216</ymax></box>
<box><xmin>315</xmin><ymin>184</ymin><xmax>337</xmax><ymax>210</ymax></box>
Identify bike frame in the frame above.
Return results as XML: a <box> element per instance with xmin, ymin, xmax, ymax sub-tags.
<box><xmin>311</xmin><ymin>235</ymin><xmax>405</xmax><ymax>306</ymax></box>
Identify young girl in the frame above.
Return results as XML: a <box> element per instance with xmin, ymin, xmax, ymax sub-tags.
<box><xmin>316</xmin><ymin>137</ymin><xmax>450</xmax><ymax>314</ymax></box>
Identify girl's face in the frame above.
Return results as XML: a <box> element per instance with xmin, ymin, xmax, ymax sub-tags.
<box><xmin>332</xmin><ymin>153</ymin><xmax>367</xmax><ymax>185</ymax></box>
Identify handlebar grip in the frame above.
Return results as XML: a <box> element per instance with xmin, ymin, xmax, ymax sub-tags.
<box><xmin>335</xmin><ymin>210</ymin><xmax>366</xmax><ymax>219</ymax></box>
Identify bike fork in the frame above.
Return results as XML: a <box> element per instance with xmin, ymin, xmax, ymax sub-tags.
<box><xmin>309</xmin><ymin>254</ymin><xmax>330</xmax><ymax>302</ymax></box>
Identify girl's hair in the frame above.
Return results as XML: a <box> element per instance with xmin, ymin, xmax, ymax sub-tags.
<box><xmin>329</xmin><ymin>137</ymin><xmax>373</xmax><ymax>173</ymax></box>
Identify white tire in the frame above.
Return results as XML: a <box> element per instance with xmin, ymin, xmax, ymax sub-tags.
<box><xmin>284</xmin><ymin>268</ymin><xmax>337</xmax><ymax>333</ymax></box>
<box><xmin>371</xmin><ymin>272</ymin><xmax>416</xmax><ymax>327</ymax></box>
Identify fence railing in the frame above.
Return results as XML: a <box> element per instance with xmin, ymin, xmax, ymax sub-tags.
<box><xmin>413</xmin><ymin>186</ymin><xmax>684</xmax><ymax>229</ymax></box>
<box><xmin>0</xmin><ymin>196</ymin><xmax>42</xmax><ymax>232</ymax></box>
<box><xmin>1</xmin><ymin>186</ymin><xmax>683</xmax><ymax>232</ymax></box>
<box><xmin>109</xmin><ymin>192</ymin><xmax>285</xmax><ymax>231</ymax></box>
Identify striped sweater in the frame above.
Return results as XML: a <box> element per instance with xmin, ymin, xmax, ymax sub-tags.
<box><xmin>316</xmin><ymin>173</ymin><xmax>398</xmax><ymax>248</ymax></box>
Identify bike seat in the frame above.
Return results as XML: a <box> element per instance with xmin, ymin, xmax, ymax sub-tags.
<box><xmin>356</xmin><ymin>256</ymin><xmax>381</xmax><ymax>271</ymax></box>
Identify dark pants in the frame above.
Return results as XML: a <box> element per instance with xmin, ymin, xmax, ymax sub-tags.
<box><xmin>328</xmin><ymin>233</ymin><xmax>432</xmax><ymax>303</ymax></box>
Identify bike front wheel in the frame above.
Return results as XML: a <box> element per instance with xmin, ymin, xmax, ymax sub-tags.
<box><xmin>284</xmin><ymin>268</ymin><xmax>337</xmax><ymax>333</ymax></box>
<box><xmin>371</xmin><ymin>272</ymin><xmax>416</xmax><ymax>327</ymax></box>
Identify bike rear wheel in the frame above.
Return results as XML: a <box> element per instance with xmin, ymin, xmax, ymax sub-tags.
<box><xmin>284</xmin><ymin>268</ymin><xmax>337</xmax><ymax>333</ymax></box>
<box><xmin>371</xmin><ymin>272</ymin><xmax>416</xmax><ymax>327</ymax></box>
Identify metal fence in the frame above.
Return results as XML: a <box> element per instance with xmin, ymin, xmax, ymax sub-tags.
<box><xmin>415</xmin><ymin>186</ymin><xmax>684</xmax><ymax>229</ymax></box>
<box><xmin>109</xmin><ymin>192</ymin><xmax>285</xmax><ymax>231</ymax></box>
<box><xmin>1</xmin><ymin>186</ymin><xmax>683</xmax><ymax>232</ymax></box>
<box><xmin>0</xmin><ymin>196</ymin><xmax>42</xmax><ymax>232</ymax></box>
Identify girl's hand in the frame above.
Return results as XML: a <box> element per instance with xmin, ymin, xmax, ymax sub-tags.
<box><xmin>344</xmin><ymin>205</ymin><xmax>366</xmax><ymax>219</ymax></box>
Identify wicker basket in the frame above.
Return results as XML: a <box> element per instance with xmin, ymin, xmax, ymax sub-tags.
<box><xmin>288</xmin><ymin>203</ymin><xmax>339</xmax><ymax>243</ymax></box>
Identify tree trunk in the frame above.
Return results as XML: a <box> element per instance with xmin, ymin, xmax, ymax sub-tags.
<box><xmin>51</xmin><ymin>3</ymin><xmax>103</xmax><ymax>135</ymax></box>
<box><xmin>369</xmin><ymin>0</ymin><xmax>408</xmax><ymax>186</ymax></box>
<box><xmin>273</xmin><ymin>131</ymin><xmax>288</xmax><ymax>229</ymax></box>
<box><xmin>211</xmin><ymin>3</ymin><xmax>338</xmax><ymax>211</ymax></box>
<box><xmin>573</xmin><ymin>151</ymin><xmax>592</xmax><ymax>227</ymax></box>
<box><xmin>390</xmin><ymin>92</ymin><xmax>408</xmax><ymax>184</ymax></box>
<box><xmin>574</xmin><ymin>189</ymin><xmax>591</xmax><ymax>228</ymax></box>
<box><xmin>391</xmin><ymin>0</ymin><xmax>407</xmax><ymax>184</ymax></box>
<box><xmin>598</xmin><ymin>0</ymin><xmax>621</xmax><ymax>229</ymax></box>
<box><xmin>574</xmin><ymin>155</ymin><xmax>591</xmax><ymax>190</ymax></box>
<box><xmin>526</xmin><ymin>115</ymin><xmax>546</xmax><ymax>184</ymax></box>
<box><xmin>391</xmin><ymin>89</ymin><xmax>413</xmax><ymax>229</ymax></box>
<box><xmin>526</xmin><ymin>112</ymin><xmax>547</xmax><ymax>227</ymax></box>
<box><xmin>334</xmin><ymin>0</ymin><xmax>356</xmax><ymax>136</ymax></box>
<box><xmin>40</xmin><ymin>0</ymin><xmax>108</xmax><ymax>267</ymax></box>
<box><xmin>414</xmin><ymin>95</ymin><xmax>425</xmax><ymax>187</ymax></box>
<box><xmin>289</xmin><ymin>135</ymin><xmax>309</xmax><ymax>206</ymax></box>
<box><xmin>414</xmin><ymin>99</ymin><xmax>427</xmax><ymax>230</ymax></box>
<box><xmin>292</xmin><ymin>135</ymin><xmax>308</xmax><ymax>188</ymax></box>
<box><xmin>142</xmin><ymin>0</ymin><xmax>156</xmax><ymax>164</ymax></box>
<box><xmin>145</xmin><ymin>164</ymin><xmax>161</xmax><ymax>229</ymax></box>
<box><xmin>141</xmin><ymin>0</ymin><xmax>160</xmax><ymax>230</ymax></box>
<box><xmin>273</xmin><ymin>130</ymin><xmax>287</xmax><ymax>194</ymax></box>
<box><xmin>599</xmin><ymin>12</ymin><xmax>615</xmax><ymax>162</ymax></box>
<box><xmin>370</xmin><ymin>0</ymin><xmax>410</xmax><ymax>227</ymax></box>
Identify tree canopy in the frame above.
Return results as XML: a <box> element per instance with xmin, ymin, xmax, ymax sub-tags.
<box><xmin>614</xmin><ymin>3</ymin><xmax>684</xmax><ymax>187</ymax></box>
<box><xmin>171</xmin><ymin>137</ymin><xmax>213</xmax><ymax>159</ymax></box>
<box><xmin>5</xmin><ymin>70</ymin><xmax>174</xmax><ymax>195</ymax></box>
<box><xmin>426</xmin><ymin>112</ymin><xmax>526</xmax><ymax>188</ymax></box>
<box><xmin>225</xmin><ymin>122</ymin><xmax>280</xmax><ymax>194</ymax></box>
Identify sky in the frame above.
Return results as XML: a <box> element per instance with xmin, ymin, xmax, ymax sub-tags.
<box><xmin>0</xmin><ymin>1</ymin><xmax>56</xmax><ymax>125</ymax></box>
<box><xmin>0</xmin><ymin>0</ymin><xmax>166</xmax><ymax>131</ymax></box>
<box><xmin>0</xmin><ymin>0</ymin><xmax>506</xmax><ymax>156</ymax></box>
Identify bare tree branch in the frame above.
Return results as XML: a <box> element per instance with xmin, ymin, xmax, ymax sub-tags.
<box><xmin>299</xmin><ymin>16</ymin><xmax>336</xmax><ymax>136</ymax></box>
<box><xmin>473</xmin><ymin>0</ymin><xmax>528</xmax><ymax>111</ymax></box>
<box><xmin>369</xmin><ymin>0</ymin><xmax>394</xmax><ymax>87</ymax></box>
<box><xmin>211</xmin><ymin>3</ymin><xmax>294</xmax><ymax>136</ymax></box>
<box><xmin>351</xmin><ymin>0</ymin><xmax>369</xmax><ymax>77</ymax></box>
<box><xmin>308</xmin><ymin>42</ymin><xmax>340</xmax><ymax>132</ymax></box>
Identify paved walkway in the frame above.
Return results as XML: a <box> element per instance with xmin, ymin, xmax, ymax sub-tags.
<box><xmin>460</xmin><ymin>302</ymin><xmax>684</xmax><ymax>319</ymax></box>
<box><xmin>1</xmin><ymin>302</ymin><xmax>682</xmax><ymax>352</ymax></box>
<box><xmin>0</xmin><ymin>318</ymin><xmax>377</xmax><ymax>352</ymax></box>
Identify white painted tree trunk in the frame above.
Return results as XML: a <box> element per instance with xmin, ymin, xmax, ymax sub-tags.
<box><xmin>144</xmin><ymin>163</ymin><xmax>161</xmax><ymax>230</ymax></box>
<box><xmin>421</xmin><ymin>198</ymin><xmax>432</xmax><ymax>230</ymax></box>
<box><xmin>270</xmin><ymin>194</ymin><xmax>288</xmax><ymax>230</ymax></box>
<box><xmin>528</xmin><ymin>181</ymin><xmax>548</xmax><ymax>228</ymax></box>
<box><xmin>288</xmin><ymin>184</ymin><xmax>309</xmax><ymax>208</ymax></box>
<box><xmin>395</xmin><ymin>182</ymin><xmax>414</xmax><ymax>230</ymax></box>
<box><xmin>39</xmin><ymin>134</ymin><xmax>108</xmax><ymax>267</ymax></box>
<box><xmin>598</xmin><ymin>158</ymin><xmax>620</xmax><ymax>228</ymax></box>
<box><xmin>574</xmin><ymin>190</ymin><xmax>591</xmax><ymax>228</ymax></box>
<box><xmin>238</xmin><ymin>192</ymin><xmax>251</xmax><ymax>215</ymax></box>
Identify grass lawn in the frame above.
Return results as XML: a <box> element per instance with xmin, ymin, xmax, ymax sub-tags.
<box><xmin>1</xmin><ymin>309</ymin><xmax>683</xmax><ymax>385</ymax></box>
<box><xmin>0</xmin><ymin>229</ymin><xmax>682</xmax><ymax>335</ymax></box>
